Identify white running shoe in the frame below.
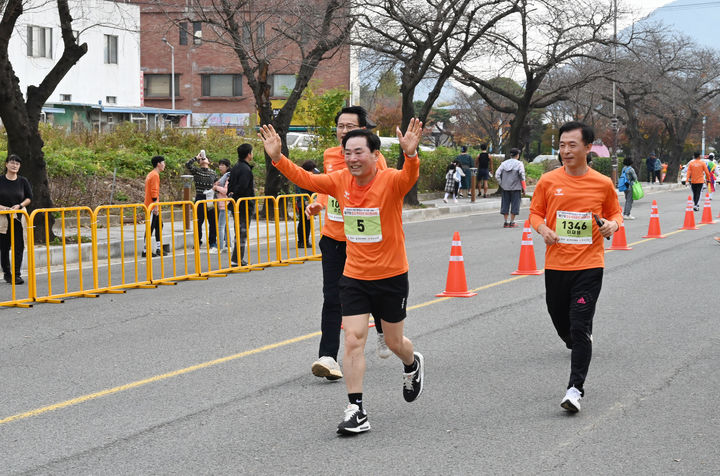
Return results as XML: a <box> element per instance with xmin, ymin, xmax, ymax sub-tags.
<box><xmin>560</xmin><ymin>386</ymin><xmax>582</xmax><ymax>413</ymax></box>
<box><xmin>311</xmin><ymin>356</ymin><xmax>343</xmax><ymax>380</ymax></box>
<box><xmin>376</xmin><ymin>333</ymin><xmax>392</xmax><ymax>359</ymax></box>
<box><xmin>623</xmin><ymin>215</ymin><xmax>636</xmax><ymax>220</ymax></box>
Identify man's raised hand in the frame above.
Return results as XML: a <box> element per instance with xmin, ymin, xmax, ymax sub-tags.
<box><xmin>258</xmin><ymin>124</ymin><xmax>283</xmax><ymax>162</ymax></box>
<box><xmin>397</xmin><ymin>118</ymin><xmax>424</xmax><ymax>157</ymax></box>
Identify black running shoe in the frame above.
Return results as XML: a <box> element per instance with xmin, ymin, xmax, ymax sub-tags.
<box><xmin>403</xmin><ymin>352</ymin><xmax>424</xmax><ymax>402</ymax></box>
<box><xmin>336</xmin><ymin>404</ymin><xmax>370</xmax><ymax>435</ymax></box>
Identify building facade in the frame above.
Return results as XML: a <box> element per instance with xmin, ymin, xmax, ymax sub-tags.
<box><xmin>136</xmin><ymin>1</ymin><xmax>353</xmax><ymax>130</ymax></box>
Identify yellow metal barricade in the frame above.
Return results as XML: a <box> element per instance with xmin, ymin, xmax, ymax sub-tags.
<box><xmin>191</xmin><ymin>198</ymin><xmax>240</xmax><ymax>278</ymax></box>
<box><xmin>91</xmin><ymin>204</ymin><xmax>154</xmax><ymax>294</ymax></box>
<box><xmin>0</xmin><ymin>209</ymin><xmax>34</xmax><ymax>308</ymax></box>
<box><xmin>276</xmin><ymin>193</ymin><xmax>321</xmax><ymax>264</ymax></box>
<box><xmin>146</xmin><ymin>201</ymin><xmax>203</xmax><ymax>285</ymax></box>
<box><xmin>29</xmin><ymin>207</ymin><xmax>98</xmax><ymax>304</ymax></box>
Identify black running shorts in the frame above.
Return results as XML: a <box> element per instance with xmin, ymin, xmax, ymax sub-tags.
<box><xmin>339</xmin><ymin>272</ymin><xmax>409</xmax><ymax>323</ymax></box>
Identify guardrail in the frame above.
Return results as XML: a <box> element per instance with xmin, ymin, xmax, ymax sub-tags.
<box><xmin>0</xmin><ymin>195</ymin><xmax>322</xmax><ymax>309</ymax></box>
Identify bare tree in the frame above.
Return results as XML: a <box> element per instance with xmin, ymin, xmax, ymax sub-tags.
<box><xmin>0</xmin><ymin>0</ymin><xmax>88</xmax><ymax>241</ymax></box>
<box><xmin>171</xmin><ymin>0</ymin><xmax>352</xmax><ymax>201</ymax></box>
<box><xmin>355</xmin><ymin>0</ymin><xmax>518</xmax><ymax>204</ymax></box>
<box><xmin>453</xmin><ymin>89</ymin><xmax>511</xmax><ymax>152</ymax></box>
<box><xmin>453</xmin><ymin>0</ymin><xmax>617</xmax><ymax>152</ymax></box>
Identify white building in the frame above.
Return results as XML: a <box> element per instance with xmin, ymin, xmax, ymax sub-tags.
<box><xmin>8</xmin><ymin>0</ymin><xmax>188</xmax><ymax>130</ymax></box>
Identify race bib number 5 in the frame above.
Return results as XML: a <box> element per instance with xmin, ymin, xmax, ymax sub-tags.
<box><xmin>556</xmin><ymin>210</ymin><xmax>592</xmax><ymax>244</ymax></box>
<box><xmin>327</xmin><ymin>196</ymin><xmax>343</xmax><ymax>222</ymax></box>
<box><xmin>343</xmin><ymin>207</ymin><xmax>382</xmax><ymax>243</ymax></box>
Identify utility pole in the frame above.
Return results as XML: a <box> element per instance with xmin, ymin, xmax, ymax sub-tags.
<box><xmin>162</xmin><ymin>37</ymin><xmax>175</xmax><ymax>110</ymax></box>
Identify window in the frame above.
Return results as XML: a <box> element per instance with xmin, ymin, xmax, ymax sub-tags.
<box><xmin>104</xmin><ymin>34</ymin><xmax>118</xmax><ymax>64</ymax></box>
<box><xmin>193</xmin><ymin>22</ymin><xmax>202</xmax><ymax>45</ymax></box>
<box><xmin>179</xmin><ymin>22</ymin><xmax>188</xmax><ymax>45</ymax></box>
<box><xmin>272</xmin><ymin>74</ymin><xmax>296</xmax><ymax>97</ymax></box>
<box><xmin>201</xmin><ymin>74</ymin><xmax>243</xmax><ymax>97</ymax></box>
<box><xmin>144</xmin><ymin>74</ymin><xmax>180</xmax><ymax>98</ymax></box>
<box><xmin>60</xmin><ymin>94</ymin><xmax>71</xmax><ymax>102</ymax></box>
<box><xmin>106</xmin><ymin>96</ymin><xmax>117</xmax><ymax>104</ymax></box>
<box><xmin>27</xmin><ymin>26</ymin><xmax>52</xmax><ymax>58</ymax></box>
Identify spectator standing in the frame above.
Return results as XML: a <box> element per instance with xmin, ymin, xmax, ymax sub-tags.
<box><xmin>144</xmin><ymin>155</ymin><xmax>165</xmax><ymax>257</ymax></box>
<box><xmin>0</xmin><ymin>154</ymin><xmax>32</xmax><ymax>285</ymax></box>
<box><xmin>227</xmin><ymin>144</ymin><xmax>255</xmax><ymax>266</ymax></box>
<box><xmin>455</xmin><ymin>146</ymin><xmax>473</xmax><ymax>197</ymax></box>
<box><xmin>686</xmin><ymin>151</ymin><xmax>712</xmax><ymax>210</ymax></box>
<box><xmin>294</xmin><ymin>160</ymin><xmax>319</xmax><ymax>248</ymax></box>
<box><xmin>646</xmin><ymin>153</ymin><xmax>658</xmax><ymax>183</ymax></box>
<box><xmin>529</xmin><ymin>121</ymin><xmax>622</xmax><ymax>413</ymax></box>
<box><xmin>653</xmin><ymin>156</ymin><xmax>662</xmax><ymax>184</ymax></box>
<box><xmin>212</xmin><ymin>159</ymin><xmax>232</xmax><ymax>253</ymax></box>
<box><xmin>186</xmin><ymin>151</ymin><xmax>217</xmax><ymax>248</ymax></box>
<box><xmin>620</xmin><ymin>157</ymin><xmax>638</xmax><ymax>220</ymax></box>
<box><xmin>476</xmin><ymin>143</ymin><xmax>493</xmax><ymax>198</ymax></box>
<box><xmin>495</xmin><ymin>148</ymin><xmax>526</xmax><ymax>228</ymax></box>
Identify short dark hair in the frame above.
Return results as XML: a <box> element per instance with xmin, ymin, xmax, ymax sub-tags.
<box><xmin>218</xmin><ymin>158</ymin><xmax>231</xmax><ymax>167</ymax></box>
<box><xmin>559</xmin><ymin>121</ymin><xmax>595</xmax><ymax>145</ymax></box>
<box><xmin>301</xmin><ymin>160</ymin><xmax>316</xmax><ymax>171</ymax></box>
<box><xmin>237</xmin><ymin>143</ymin><xmax>253</xmax><ymax>161</ymax></box>
<box><xmin>622</xmin><ymin>157</ymin><xmax>633</xmax><ymax>166</ymax></box>
<box><xmin>509</xmin><ymin>148</ymin><xmax>521</xmax><ymax>158</ymax></box>
<box><xmin>335</xmin><ymin>105</ymin><xmax>369</xmax><ymax>128</ymax></box>
<box><xmin>6</xmin><ymin>154</ymin><xmax>21</xmax><ymax>164</ymax></box>
<box><xmin>694</xmin><ymin>151</ymin><xmax>701</xmax><ymax>158</ymax></box>
<box><xmin>151</xmin><ymin>155</ymin><xmax>164</xmax><ymax>167</ymax></box>
<box><xmin>461</xmin><ymin>146</ymin><xmax>467</xmax><ymax>153</ymax></box>
<box><xmin>480</xmin><ymin>143</ymin><xmax>488</xmax><ymax>151</ymax></box>
<box><xmin>341</xmin><ymin>129</ymin><xmax>381</xmax><ymax>152</ymax></box>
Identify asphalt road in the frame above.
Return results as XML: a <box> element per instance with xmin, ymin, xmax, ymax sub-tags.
<box><xmin>1</xmin><ymin>187</ymin><xmax>719</xmax><ymax>475</ymax></box>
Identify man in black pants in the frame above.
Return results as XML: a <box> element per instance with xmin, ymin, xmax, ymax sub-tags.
<box><xmin>304</xmin><ymin>106</ymin><xmax>390</xmax><ymax>381</ymax></box>
<box><xmin>227</xmin><ymin>144</ymin><xmax>255</xmax><ymax>266</ymax></box>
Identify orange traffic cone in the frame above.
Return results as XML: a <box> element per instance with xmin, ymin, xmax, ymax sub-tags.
<box><xmin>608</xmin><ymin>221</ymin><xmax>632</xmax><ymax>250</ymax></box>
<box><xmin>700</xmin><ymin>193</ymin><xmax>716</xmax><ymax>224</ymax></box>
<box><xmin>436</xmin><ymin>232</ymin><xmax>477</xmax><ymax>297</ymax></box>
<box><xmin>680</xmin><ymin>195</ymin><xmax>698</xmax><ymax>230</ymax></box>
<box><xmin>642</xmin><ymin>200</ymin><xmax>665</xmax><ymax>238</ymax></box>
<box><xmin>512</xmin><ymin>220</ymin><xmax>543</xmax><ymax>275</ymax></box>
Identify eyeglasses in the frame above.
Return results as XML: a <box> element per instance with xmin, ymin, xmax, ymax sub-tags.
<box><xmin>337</xmin><ymin>123</ymin><xmax>360</xmax><ymax>131</ymax></box>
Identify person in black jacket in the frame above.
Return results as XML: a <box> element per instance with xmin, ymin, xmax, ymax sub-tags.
<box><xmin>0</xmin><ymin>154</ymin><xmax>32</xmax><ymax>284</ymax></box>
<box><xmin>227</xmin><ymin>144</ymin><xmax>255</xmax><ymax>266</ymax></box>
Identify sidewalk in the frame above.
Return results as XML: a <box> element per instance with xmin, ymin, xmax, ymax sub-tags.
<box><xmin>30</xmin><ymin>181</ymin><xmax>688</xmax><ymax>268</ymax></box>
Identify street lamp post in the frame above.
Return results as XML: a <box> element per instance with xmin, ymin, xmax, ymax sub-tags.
<box><xmin>162</xmin><ymin>37</ymin><xmax>175</xmax><ymax>110</ymax></box>
<box><xmin>702</xmin><ymin>115</ymin><xmax>707</xmax><ymax>157</ymax></box>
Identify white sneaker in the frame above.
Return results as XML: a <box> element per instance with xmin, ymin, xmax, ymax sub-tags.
<box><xmin>443</xmin><ymin>198</ymin><xmax>448</xmax><ymax>203</ymax></box>
<box><xmin>376</xmin><ymin>333</ymin><xmax>392</xmax><ymax>359</ymax></box>
<box><xmin>311</xmin><ymin>356</ymin><xmax>343</xmax><ymax>380</ymax></box>
<box><xmin>336</xmin><ymin>403</ymin><xmax>370</xmax><ymax>434</ymax></box>
<box><xmin>623</xmin><ymin>215</ymin><xmax>636</xmax><ymax>220</ymax></box>
<box><xmin>560</xmin><ymin>386</ymin><xmax>582</xmax><ymax>413</ymax></box>
<box><xmin>453</xmin><ymin>198</ymin><xmax>458</xmax><ymax>203</ymax></box>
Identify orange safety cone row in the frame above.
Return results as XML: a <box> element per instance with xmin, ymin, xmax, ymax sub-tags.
<box><xmin>680</xmin><ymin>195</ymin><xmax>699</xmax><ymax>230</ymax></box>
<box><xmin>512</xmin><ymin>220</ymin><xmax>543</xmax><ymax>275</ymax></box>
<box><xmin>436</xmin><ymin>232</ymin><xmax>477</xmax><ymax>297</ymax></box>
<box><xmin>608</xmin><ymin>221</ymin><xmax>632</xmax><ymax>250</ymax></box>
<box><xmin>700</xmin><ymin>193</ymin><xmax>716</xmax><ymax>224</ymax></box>
<box><xmin>643</xmin><ymin>200</ymin><xmax>665</xmax><ymax>238</ymax></box>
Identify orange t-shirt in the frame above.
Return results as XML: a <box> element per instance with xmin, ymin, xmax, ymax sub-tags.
<box><xmin>529</xmin><ymin>167</ymin><xmax>623</xmax><ymax>271</ymax></box>
<box><xmin>144</xmin><ymin>169</ymin><xmax>160</xmax><ymax>207</ymax></box>
<box><xmin>274</xmin><ymin>154</ymin><xmax>418</xmax><ymax>280</ymax></box>
<box><xmin>316</xmin><ymin>146</ymin><xmax>388</xmax><ymax>241</ymax></box>
<box><xmin>686</xmin><ymin>159</ymin><xmax>712</xmax><ymax>184</ymax></box>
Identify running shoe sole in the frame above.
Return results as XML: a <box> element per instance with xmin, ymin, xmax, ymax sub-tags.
<box><xmin>561</xmin><ymin>399</ymin><xmax>580</xmax><ymax>413</ymax></box>
<box><xmin>311</xmin><ymin>362</ymin><xmax>343</xmax><ymax>380</ymax></box>
<box><xmin>336</xmin><ymin>421</ymin><xmax>371</xmax><ymax>435</ymax></box>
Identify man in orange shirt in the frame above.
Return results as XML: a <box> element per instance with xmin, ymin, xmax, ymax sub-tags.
<box><xmin>686</xmin><ymin>152</ymin><xmax>713</xmax><ymax>210</ymax></box>
<box><xmin>305</xmin><ymin>106</ymin><xmax>390</xmax><ymax>382</ymax></box>
<box><xmin>529</xmin><ymin>122</ymin><xmax>622</xmax><ymax>413</ymax></box>
<box><xmin>144</xmin><ymin>155</ymin><xmax>165</xmax><ymax>257</ymax></box>
<box><xmin>260</xmin><ymin>120</ymin><xmax>425</xmax><ymax>435</ymax></box>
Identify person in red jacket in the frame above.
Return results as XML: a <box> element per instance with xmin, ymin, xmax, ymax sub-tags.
<box><xmin>529</xmin><ymin>121</ymin><xmax>622</xmax><ymax>413</ymax></box>
<box><xmin>260</xmin><ymin>120</ymin><xmax>425</xmax><ymax>435</ymax></box>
